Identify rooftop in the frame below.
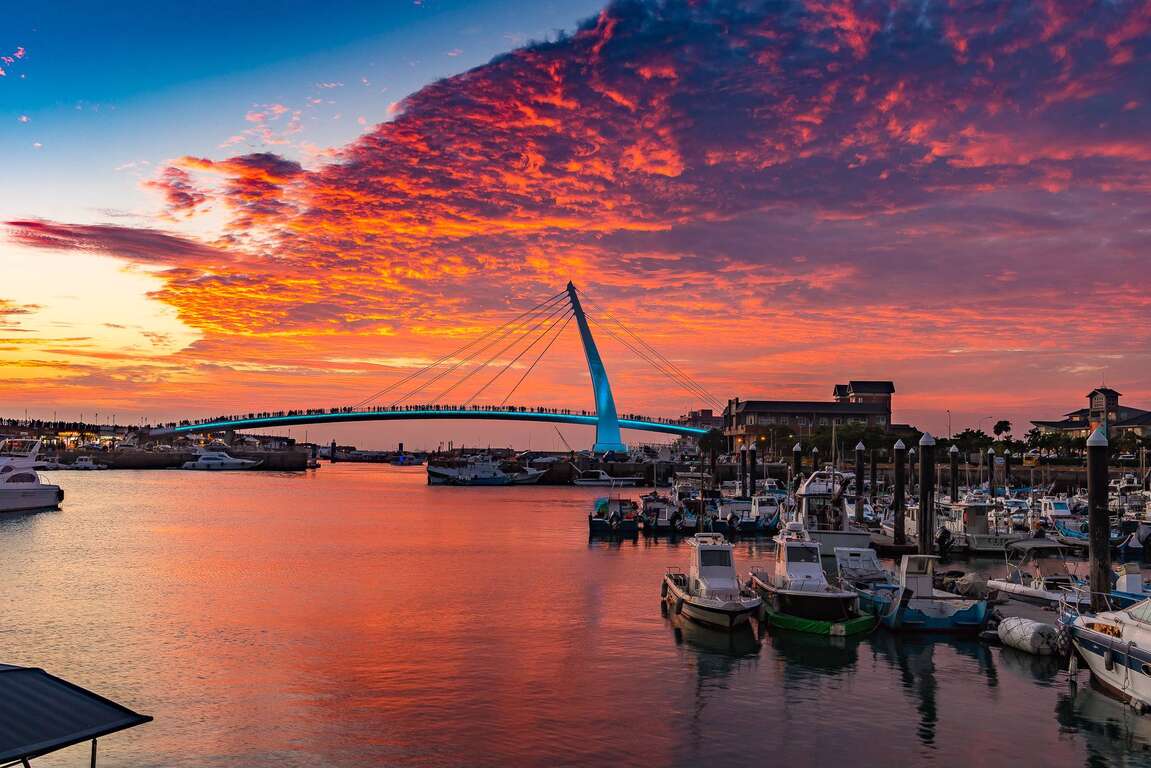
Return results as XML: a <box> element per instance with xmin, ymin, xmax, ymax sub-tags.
<box><xmin>844</xmin><ymin>380</ymin><xmax>896</xmax><ymax>395</ymax></box>
<box><xmin>733</xmin><ymin>400</ymin><xmax>889</xmax><ymax>415</ymax></box>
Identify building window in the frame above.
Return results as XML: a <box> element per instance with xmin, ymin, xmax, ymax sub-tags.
<box><xmin>746</xmin><ymin>415</ymin><xmax>757</xmax><ymax>426</ymax></box>
<box><xmin>819</xmin><ymin>417</ymin><xmax>829</xmax><ymax>426</ymax></box>
<box><xmin>764</xmin><ymin>416</ymin><xmax>775</xmax><ymax>425</ymax></box>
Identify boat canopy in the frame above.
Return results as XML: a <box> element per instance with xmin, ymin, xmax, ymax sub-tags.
<box><xmin>0</xmin><ymin>664</ymin><xmax>151</xmax><ymax>765</ymax></box>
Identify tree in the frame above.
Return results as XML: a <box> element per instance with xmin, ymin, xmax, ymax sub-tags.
<box><xmin>993</xmin><ymin>420</ymin><xmax>1012</xmax><ymax>439</ymax></box>
<box><xmin>698</xmin><ymin>428</ymin><xmax>726</xmax><ymax>484</ymax></box>
<box><xmin>1024</xmin><ymin>427</ymin><xmax>1043</xmax><ymax>449</ymax></box>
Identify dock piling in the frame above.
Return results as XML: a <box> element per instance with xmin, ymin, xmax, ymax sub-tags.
<box><xmin>949</xmin><ymin>445</ymin><xmax>959</xmax><ymax>503</ymax></box>
<box><xmin>894</xmin><ymin>439</ymin><xmax>907</xmax><ymax>546</ymax></box>
<box><xmin>792</xmin><ymin>442</ymin><xmax>802</xmax><ymax>491</ymax></box>
<box><xmin>854</xmin><ymin>441</ymin><xmax>866</xmax><ymax>523</ymax></box>
<box><xmin>918</xmin><ymin>433</ymin><xmax>936</xmax><ymax>555</ymax></box>
<box><xmin>748</xmin><ymin>446</ymin><xmax>757</xmax><ymax>495</ymax></box>
<box><xmin>1087</xmin><ymin>426</ymin><xmax>1111</xmax><ymax>613</ymax></box>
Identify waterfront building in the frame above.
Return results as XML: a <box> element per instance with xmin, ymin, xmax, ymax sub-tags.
<box><xmin>1031</xmin><ymin>387</ymin><xmax>1151</xmax><ymax>439</ymax></box>
<box><xmin>724</xmin><ymin>381</ymin><xmax>895</xmax><ymax>449</ymax></box>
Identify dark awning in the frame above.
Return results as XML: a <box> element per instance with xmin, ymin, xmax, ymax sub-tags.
<box><xmin>0</xmin><ymin>664</ymin><xmax>151</xmax><ymax>764</ymax></box>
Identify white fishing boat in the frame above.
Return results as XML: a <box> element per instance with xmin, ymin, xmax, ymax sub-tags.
<box><xmin>572</xmin><ymin>469</ymin><xmax>643</xmax><ymax>487</ymax></box>
<box><xmin>941</xmin><ymin>493</ymin><xmax>1027</xmax><ymax>554</ymax></box>
<box><xmin>793</xmin><ymin>469</ymin><xmax>872</xmax><ymax>552</ymax></box>
<box><xmin>662</xmin><ymin>533</ymin><xmax>761</xmax><ymax>629</ymax></box>
<box><xmin>987</xmin><ymin>538</ymin><xmax>1090</xmax><ymax>608</ymax></box>
<box><xmin>181</xmin><ymin>449</ymin><xmax>262</xmax><ymax>471</ymax></box>
<box><xmin>747</xmin><ymin>522</ymin><xmax>874</xmax><ymax>635</ymax></box>
<box><xmin>68</xmin><ymin>456</ymin><xmax>108</xmax><ymax>471</ymax></box>
<box><xmin>427</xmin><ymin>454</ymin><xmax>544</xmax><ymax>485</ymax></box>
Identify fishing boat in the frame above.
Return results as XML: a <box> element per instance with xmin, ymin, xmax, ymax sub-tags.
<box><xmin>572</xmin><ymin>469</ymin><xmax>644</xmax><ymax>487</ymax></box>
<box><xmin>640</xmin><ymin>492</ymin><xmax>678</xmax><ymax>535</ymax></box>
<box><xmin>181</xmin><ymin>449</ymin><xmax>262</xmax><ymax>471</ymax></box>
<box><xmin>940</xmin><ymin>493</ymin><xmax>1027</xmax><ymax>555</ymax></box>
<box><xmin>589</xmin><ymin>497</ymin><xmax>640</xmax><ymax>538</ymax></box>
<box><xmin>1069</xmin><ymin>597</ymin><xmax>1151</xmax><ymax>711</ymax></box>
<box><xmin>793</xmin><ymin>469</ymin><xmax>872</xmax><ymax>552</ymax></box>
<box><xmin>835</xmin><ymin>548</ymin><xmax>988</xmax><ymax>632</ymax></box>
<box><xmin>747</xmin><ymin>522</ymin><xmax>875</xmax><ymax>636</ymax></box>
<box><xmin>987</xmin><ymin>538</ymin><xmax>1090</xmax><ymax>608</ymax></box>
<box><xmin>68</xmin><ymin>455</ymin><xmax>108</xmax><ymax>471</ymax></box>
<box><xmin>427</xmin><ymin>455</ymin><xmax>544</xmax><ymax>485</ymax></box>
<box><xmin>661</xmin><ymin>533</ymin><xmax>761</xmax><ymax>629</ymax></box>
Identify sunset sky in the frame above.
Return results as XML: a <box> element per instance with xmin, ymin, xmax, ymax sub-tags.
<box><xmin>3</xmin><ymin>0</ymin><xmax>1150</xmax><ymax>449</ymax></box>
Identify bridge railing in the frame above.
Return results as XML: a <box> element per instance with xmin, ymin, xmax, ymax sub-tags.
<box><xmin>156</xmin><ymin>404</ymin><xmax>696</xmax><ymax>431</ymax></box>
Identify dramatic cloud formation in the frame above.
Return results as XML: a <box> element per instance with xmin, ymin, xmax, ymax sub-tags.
<box><xmin>6</xmin><ymin>0</ymin><xmax>1151</xmax><ymax>428</ymax></box>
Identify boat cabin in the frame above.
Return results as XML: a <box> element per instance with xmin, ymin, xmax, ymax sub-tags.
<box><xmin>834</xmin><ymin>547</ymin><xmax>889</xmax><ymax>586</ymax></box>
<box><xmin>899</xmin><ymin>555</ymin><xmax>939</xmax><ymax>598</ymax></box>
<box><xmin>773</xmin><ymin>523</ymin><xmax>826</xmax><ymax>589</ymax></box>
<box><xmin>689</xmin><ymin>533</ymin><xmax>741</xmax><ymax>599</ymax></box>
<box><xmin>1040</xmin><ymin>498</ymin><xmax>1074</xmax><ymax>522</ymax></box>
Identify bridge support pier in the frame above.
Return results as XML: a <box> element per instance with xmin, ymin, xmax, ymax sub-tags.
<box><xmin>567</xmin><ymin>282</ymin><xmax>626</xmax><ymax>454</ymax></box>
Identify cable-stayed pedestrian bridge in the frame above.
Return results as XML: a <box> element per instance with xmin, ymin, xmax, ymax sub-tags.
<box><xmin>152</xmin><ymin>283</ymin><xmax>719</xmax><ymax>449</ymax></box>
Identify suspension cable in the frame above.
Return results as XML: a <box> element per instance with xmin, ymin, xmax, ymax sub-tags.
<box><xmin>502</xmin><ymin>312</ymin><xmax>575</xmax><ymax>406</ymax></box>
<box><xmin>433</xmin><ymin>299</ymin><xmax>571</xmax><ymax>404</ymax></box>
<box><xmin>465</xmin><ymin>308</ymin><xmax>574</xmax><ymax>406</ymax></box>
<box><xmin>393</xmin><ymin>292</ymin><xmax>569</xmax><ymax>405</ymax></box>
<box><xmin>583</xmin><ymin>293</ymin><xmax>721</xmax><ymax>407</ymax></box>
<box><xmin>353</xmin><ymin>289</ymin><xmax>567</xmax><ymax>408</ymax></box>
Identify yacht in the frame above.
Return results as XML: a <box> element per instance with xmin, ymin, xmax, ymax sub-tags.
<box><xmin>662</xmin><ymin>533</ymin><xmax>762</xmax><ymax>629</ymax></box>
<box><xmin>181</xmin><ymin>449</ymin><xmax>262</xmax><ymax>471</ymax></box>
<box><xmin>793</xmin><ymin>469</ymin><xmax>872</xmax><ymax>552</ymax></box>
<box><xmin>748</xmin><ymin>522</ymin><xmax>873</xmax><ymax>635</ymax></box>
<box><xmin>572</xmin><ymin>469</ymin><xmax>643</xmax><ymax>487</ymax></box>
<box><xmin>1069</xmin><ymin>598</ymin><xmax>1151</xmax><ymax>711</ymax></box>
<box><xmin>0</xmin><ymin>442</ymin><xmax>64</xmax><ymax>513</ymax></box>
<box><xmin>426</xmin><ymin>455</ymin><xmax>544</xmax><ymax>485</ymax></box>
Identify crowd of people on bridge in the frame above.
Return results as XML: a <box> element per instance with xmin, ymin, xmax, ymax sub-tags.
<box><xmin>159</xmin><ymin>403</ymin><xmax>687</xmax><ymax>430</ymax></box>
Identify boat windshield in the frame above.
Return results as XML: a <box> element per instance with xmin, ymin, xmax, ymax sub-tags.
<box><xmin>1127</xmin><ymin>600</ymin><xmax>1151</xmax><ymax>625</ymax></box>
<box><xmin>699</xmin><ymin>549</ymin><xmax>732</xmax><ymax>567</ymax></box>
<box><xmin>786</xmin><ymin>544</ymin><xmax>820</xmax><ymax>563</ymax></box>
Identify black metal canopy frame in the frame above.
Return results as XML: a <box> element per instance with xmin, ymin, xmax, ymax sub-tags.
<box><xmin>0</xmin><ymin>665</ymin><xmax>152</xmax><ymax>767</ymax></box>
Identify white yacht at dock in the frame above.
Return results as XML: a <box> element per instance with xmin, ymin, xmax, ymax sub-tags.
<box><xmin>0</xmin><ymin>439</ymin><xmax>64</xmax><ymax>513</ymax></box>
<box><xmin>181</xmin><ymin>448</ymin><xmax>262</xmax><ymax>471</ymax></box>
<box><xmin>662</xmin><ymin>533</ymin><xmax>761</xmax><ymax>629</ymax></box>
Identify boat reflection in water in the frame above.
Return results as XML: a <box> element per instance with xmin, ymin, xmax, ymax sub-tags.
<box><xmin>1057</xmin><ymin>682</ymin><xmax>1151</xmax><ymax>764</ymax></box>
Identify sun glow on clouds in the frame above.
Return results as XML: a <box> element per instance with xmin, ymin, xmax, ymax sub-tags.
<box><xmin>5</xmin><ymin>0</ymin><xmax>1151</xmax><ymax>430</ymax></box>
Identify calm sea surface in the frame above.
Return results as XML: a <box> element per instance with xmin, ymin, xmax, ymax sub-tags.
<box><xmin>3</xmin><ymin>464</ymin><xmax>1150</xmax><ymax>767</ymax></box>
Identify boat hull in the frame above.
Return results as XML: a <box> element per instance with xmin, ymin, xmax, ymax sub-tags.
<box><xmin>855</xmin><ymin>586</ymin><xmax>988</xmax><ymax>632</ymax></box>
<box><xmin>762</xmin><ymin>605</ymin><xmax>876</xmax><ymax>636</ymax></box>
<box><xmin>986</xmin><ymin>579</ymin><xmax>1090</xmax><ymax>608</ymax></box>
<box><xmin>0</xmin><ymin>486</ymin><xmax>63</xmax><ymax>513</ymax></box>
<box><xmin>663</xmin><ymin>576</ymin><xmax>761</xmax><ymax>630</ymax></box>
<box><xmin>1072</xmin><ymin>623</ymin><xmax>1151</xmax><ymax>709</ymax></box>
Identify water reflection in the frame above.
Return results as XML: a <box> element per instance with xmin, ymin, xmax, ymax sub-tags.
<box><xmin>1057</xmin><ymin>682</ymin><xmax>1151</xmax><ymax>766</ymax></box>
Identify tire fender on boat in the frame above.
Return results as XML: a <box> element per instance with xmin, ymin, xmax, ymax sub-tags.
<box><xmin>661</xmin><ymin>580</ymin><xmax>669</xmax><ymax>599</ymax></box>
<box><xmin>1105</xmin><ymin>647</ymin><xmax>1115</xmax><ymax>672</ymax></box>
<box><xmin>674</xmin><ymin>597</ymin><xmax>684</xmax><ymax>615</ymax></box>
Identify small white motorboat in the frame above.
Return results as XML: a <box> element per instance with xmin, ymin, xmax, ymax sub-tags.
<box><xmin>69</xmin><ymin>456</ymin><xmax>108</xmax><ymax>471</ymax></box>
<box><xmin>662</xmin><ymin>533</ymin><xmax>761</xmax><ymax>629</ymax></box>
<box><xmin>987</xmin><ymin>538</ymin><xmax>1090</xmax><ymax>608</ymax></box>
<box><xmin>181</xmin><ymin>449</ymin><xmax>262</xmax><ymax>471</ymax></box>
<box><xmin>573</xmin><ymin>469</ymin><xmax>644</xmax><ymax>487</ymax></box>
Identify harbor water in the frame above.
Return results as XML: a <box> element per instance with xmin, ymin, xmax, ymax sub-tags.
<box><xmin>2</xmin><ymin>464</ymin><xmax>1149</xmax><ymax>767</ymax></box>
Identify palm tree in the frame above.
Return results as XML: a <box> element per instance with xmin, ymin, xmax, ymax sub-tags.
<box><xmin>993</xmin><ymin>420</ymin><xmax>1012</xmax><ymax>439</ymax></box>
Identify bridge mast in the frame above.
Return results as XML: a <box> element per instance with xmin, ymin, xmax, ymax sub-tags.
<box><xmin>566</xmin><ymin>281</ymin><xmax>626</xmax><ymax>453</ymax></box>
